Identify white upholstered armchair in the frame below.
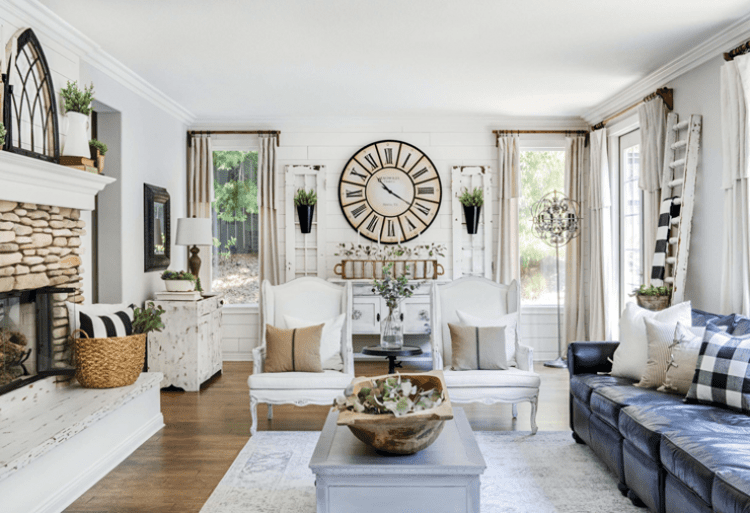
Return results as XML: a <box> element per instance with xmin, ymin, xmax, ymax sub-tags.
<box><xmin>248</xmin><ymin>277</ymin><xmax>354</xmax><ymax>435</ymax></box>
<box><xmin>431</xmin><ymin>276</ymin><xmax>541</xmax><ymax>433</ymax></box>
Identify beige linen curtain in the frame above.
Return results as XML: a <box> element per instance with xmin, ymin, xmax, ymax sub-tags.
<box><xmin>588</xmin><ymin>129</ymin><xmax>614</xmax><ymax>340</ymax></box>
<box><xmin>187</xmin><ymin>134</ymin><xmax>213</xmax><ymax>289</ymax></box>
<box><xmin>258</xmin><ymin>134</ymin><xmax>280</xmax><ymax>287</ymax></box>
<box><xmin>496</xmin><ymin>135</ymin><xmax>521</xmax><ymax>285</ymax></box>
<box><xmin>637</xmin><ymin>97</ymin><xmax>668</xmax><ymax>286</ymax></box>
<box><xmin>720</xmin><ymin>55</ymin><xmax>750</xmax><ymax>316</ymax></box>
<box><xmin>564</xmin><ymin>136</ymin><xmax>588</xmax><ymax>348</ymax></box>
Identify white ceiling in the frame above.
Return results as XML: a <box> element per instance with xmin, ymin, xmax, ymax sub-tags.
<box><xmin>40</xmin><ymin>0</ymin><xmax>750</xmax><ymax>123</ymax></box>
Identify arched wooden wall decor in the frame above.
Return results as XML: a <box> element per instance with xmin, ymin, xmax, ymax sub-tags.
<box><xmin>1</xmin><ymin>28</ymin><xmax>60</xmax><ymax>162</ymax></box>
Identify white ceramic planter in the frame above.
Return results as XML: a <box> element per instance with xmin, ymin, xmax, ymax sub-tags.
<box><xmin>164</xmin><ymin>280</ymin><xmax>196</xmax><ymax>292</ymax></box>
<box><xmin>62</xmin><ymin>111</ymin><xmax>91</xmax><ymax>158</ymax></box>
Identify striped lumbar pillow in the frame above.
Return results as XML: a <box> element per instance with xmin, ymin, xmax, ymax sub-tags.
<box><xmin>79</xmin><ymin>305</ymin><xmax>135</xmax><ymax>338</ymax></box>
<box><xmin>636</xmin><ymin>317</ymin><xmax>683</xmax><ymax>388</ymax></box>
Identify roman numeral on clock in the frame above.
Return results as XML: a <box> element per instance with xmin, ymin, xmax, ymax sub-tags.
<box><xmin>417</xmin><ymin>186</ymin><xmax>434</xmax><ymax>195</ymax></box>
<box><xmin>364</xmin><ymin>153</ymin><xmax>378</xmax><ymax>170</ymax></box>
<box><xmin>351</xmin><ymin>204</ymin><xmax>367</xmax><ymax>218</ymax></box>
<box><xmin>367</xmin><ymin>216</ymin><xmax>379</xmax><ymax>232</ymax></box>
<box><xmin>384</xmin><ymin>148</ymin><xmax>393</xmax><ymax>165</ymax></box>
<box><xmin>415</xmin><ymin>202</ymin><xmax>431</xmax><ymax>216</ymax></box>
<box><xmin>406</xmin><ymin>217</ymin><xmax>417</xmax><ymax>231</ymax></box>
<box><xmin>350</xmin><ymin>169</ymin><xmax>367</xmax><ymax>181</ymax></box>
<box><xmin>346</xmin><ymin>189</ymin><xmax>363</xmax><ymax>198</ymax></box>
<box><xmin>402</xmin><ymin>154</ymin><xmax>411</xmax><ymax>169</ymax></box>
<box><xmin>387</xmin><ymin>220</ymin><xmax>395</xmax><ymax>237</ymax></box>
<box><xmin>412</xmin><ymin>167</ymin><xmax>428</xmax><ymax>180</ymax></box>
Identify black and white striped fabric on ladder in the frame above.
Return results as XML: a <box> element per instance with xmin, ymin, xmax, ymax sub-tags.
<box><xmin>651</xmin><ymin>197</ymin><xmax>681</xmax><ymax>286</ymax></box>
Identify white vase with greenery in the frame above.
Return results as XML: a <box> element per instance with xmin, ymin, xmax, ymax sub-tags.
<box><xmin>60</xmin><ymin>81</ymin><xmax>94</xmax><ymax>158</ymax></box>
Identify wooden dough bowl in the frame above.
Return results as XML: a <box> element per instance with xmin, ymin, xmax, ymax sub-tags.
<box><xmin>337</xmin><ymin>370</ymin><xmax>453</xmax><ymax>455</ymax></box>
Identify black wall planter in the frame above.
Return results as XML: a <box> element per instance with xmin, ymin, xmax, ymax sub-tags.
<box><xmin>463</xmin><ymin>205</ymin><xmax>481</xmax><ymax>234</ymax></box>
<box><xmin>297</xmin><ymin>204</ymin><xmax>315</xmax><ymax>234</ymax></box>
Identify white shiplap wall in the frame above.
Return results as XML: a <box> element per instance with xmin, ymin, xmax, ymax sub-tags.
<box><xmin>211</xmin><ymin>124</ymin><xmax>572</xmax><ymax>361</ymax></box>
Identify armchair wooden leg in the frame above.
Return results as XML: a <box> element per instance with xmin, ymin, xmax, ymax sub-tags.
<box><xmin>267</xmin><ymin>404</ymin><xmax>273</xmax><ymax>420</ymax></box>
<box><xmin>512</xmin><ymin>403</ymin><xmax>518</xmax><ymax>419</ymax></box>
<box><xmin>250</xmin><ymin>395</ymin><xmax>258</xmax><ymax>436</ymax></box>
<box><xmin>530</xmin><ymin>396</ymin><xmax>539</xmax><ymax>435</ymax></box>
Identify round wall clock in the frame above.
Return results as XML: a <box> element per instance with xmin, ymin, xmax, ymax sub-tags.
<box><xmin>338</xmin><ymin>140</ymin><xmax>442</xmax><ymax>244</ymax></box>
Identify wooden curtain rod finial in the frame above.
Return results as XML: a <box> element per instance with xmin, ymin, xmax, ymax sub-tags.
<box><xmin>725</xmin><ymin>40</ymin><xmax>750</xmax><ymax>61</ymax></box>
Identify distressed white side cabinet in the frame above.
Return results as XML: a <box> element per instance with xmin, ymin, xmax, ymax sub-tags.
<box><xmin>148</xmin><ymin>295</ymin><xmax>224</xmax><ymax>391</ymax></box>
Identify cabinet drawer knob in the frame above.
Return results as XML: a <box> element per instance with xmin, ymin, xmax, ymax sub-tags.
<box><xmin>376</xmin><ymin>313</ymin><xmax>380</xmax><ymax>322</ymax></box>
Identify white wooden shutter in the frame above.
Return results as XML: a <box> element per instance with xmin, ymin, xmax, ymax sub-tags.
<box><xmin>451</xmin><ymin>166</ymin><xmax>492</xmax><ymax>279</ymax></box>
<box><xmin>285</xmin><ymin>165</ymin><xmax>326</xmax><ymax>279</ymax></box>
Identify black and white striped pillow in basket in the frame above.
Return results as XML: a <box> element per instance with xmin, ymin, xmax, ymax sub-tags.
<box><xmin>79</xmin><ymin>305</ymin><xmax>136</xmax><ymax>338</ymax></box>
<box><xmin>686</xmin><ymin>324</ymin><xmax>750</xmax><ymax>413</ymax></box>
<box><xmin>650</xmin><ymin>196</ymin><xmax>681</xmax><ymax>285</ymax></box>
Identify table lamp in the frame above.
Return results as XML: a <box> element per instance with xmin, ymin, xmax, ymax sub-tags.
<box><xmin>175</xmin><ymin>217</ymin><xmax>213</xmax><ymax>279</ymax></box>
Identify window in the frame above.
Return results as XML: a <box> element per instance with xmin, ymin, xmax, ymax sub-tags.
<box><xmin>519</xmin><ymin>150</ymin><xmax>566</xmax><ymax>305</ymax></box>
<box><xmin>619</xmin><ymin>130</ymin><xmax>642</xmax><ymax>305</ymax></box>
<box><xmin>211</xmin><ymin>150</ymin><xmax>259</xmax><ymax>304</ymax></box>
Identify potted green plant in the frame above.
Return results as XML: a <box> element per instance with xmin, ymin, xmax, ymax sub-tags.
<box><xmin>132</xmin><ymin>302</ymin><xmax>166</xmax><ymax>335</ymax></box>
<box><xmin>294</xmin><ymin>188</ymin><xmax>317</xmax><ymax>234</ymax></box>
<box><xmin>60</xmin><ymin>80</ymin><xmax>94</xmax><ymax>158</ymax></box>
<box><xmin>0</xmin><ymin>121</ymin><xmax>6</xmax><ymax>150</ymax></box>
<box><xmin>372</xmin><ymin>263</ymin><xmax>418</xmax><ymax>349</ymax></box>
<box><xmin>632</xmin><ymin>285</ymin><xmax>671</xmax><ymax>311</ymax></box>
<box><xmin>89</xmin><ymin>139</ymin><xmax>107</xmax><ymax>174</ymax></box>
<box><xmin>459</xmin><ymin>187</ymin><xmax>483</xmax><ymax>234</ymax></box>
<box><xmin>161</xmin><ymin>270</ymin><xmax>197</xmax><ymax>292</ymax></box>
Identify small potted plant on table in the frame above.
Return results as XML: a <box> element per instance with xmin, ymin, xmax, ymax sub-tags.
<box><xmin>632</xmin><ymin>285</ymin><xmax>671</xmax><ymax>311</ymax></box>
<box><xmin>161</xmin><ymin>270</ymin><xmax>197</xmax><ymax>292</ymax></box>
<box><xmin>459</xmin><ymin>187</ymin><xmax>483</xmax><ymax>234</ymax></box>
<box><xmin>60</xmin><ymin>80</ymin><xmax>95</xmax><ymax>158</ymax></box>
<box><xmin>89</xmin><ymin>139</ymin><xmax>108</xmax><ymax>174</ymax></box>
<box><xmin>294</xmin><ymin>188</ymin><xmax>317</xmax><ymax>234</ymax></box>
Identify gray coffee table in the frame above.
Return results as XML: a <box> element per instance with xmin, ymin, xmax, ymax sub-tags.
<box><xmin>309</xmin><ymin>407</ymin><xmax>486</xmax><ymax>513</ymax></box>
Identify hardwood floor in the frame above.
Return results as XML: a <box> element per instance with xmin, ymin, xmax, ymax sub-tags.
<box><xmin>64</xmin><ymin>361</ymin><xmax>570</xmax><ymax>513</ymax></box>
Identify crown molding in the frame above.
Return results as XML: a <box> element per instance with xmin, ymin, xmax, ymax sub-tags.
<box><xmin>583</xmin><ymin>11</ymin><xmax>750</xmax><ymax>125</ymax></box>
<box><xmin>1</xmin><ymin>0</ymin><xmax>195</xmax><ymax>124</ymax></box>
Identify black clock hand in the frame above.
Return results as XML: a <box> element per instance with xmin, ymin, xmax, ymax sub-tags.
<box><xmin>378</xmin><ymin>178</ymin><xmax>411</xmax><ymax>205</ymax></box>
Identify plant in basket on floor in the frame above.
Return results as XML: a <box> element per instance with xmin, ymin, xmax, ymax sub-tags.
<box><xmin>294</xmin><ymin>188</ymin><xmax>317</xmax><ymax>234</ymax></box>
<box><xmin>161</xmin><ymin>270</ymin><xmax>197</xmax><ymax>292</ymax></box>
<box><xmin>372</xmin><ymin>263</ymin><xmax>418</xmax><ymax>349</ymax></box>
<box><xmin>459</xmin><ymin>187</ymin><xmax>483</xmax><ymax>234</ymax></box>
<box><xmin>632</xmin><ymin>284</ymin><xmax>671</xmax><ymax>311</ymax></box>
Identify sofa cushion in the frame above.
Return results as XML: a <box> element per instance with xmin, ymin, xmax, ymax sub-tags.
<box><xmin>442</xmin><ymin>368</ymin><xmax>540</xmax><ymax>388</ymax></box>
<box><xmin>248</xmin><ymin>370</ymin><xmax>354</xmax><ymax>390</ymax></box>
<box><xmin>692</xmin><ymin>308</ymin><xmax>729</xmax><ymax>327</ymax></box>
<box><xmin>712</xmin><ymin>467</ymin><xmax>750</xmax><ymax>513</ymax></box>
<box><xmin>619</xmin><ymin>402</ymin><xmax>750</xmax><ymax>461</ymax></box>
<box><xmin>661</xmin><ymin>433</ymin><xmax>750</xmax><ymax>506</ymax></box>
<box><xmin>570</xmin><ymin>374</ymin><xmax>635</xmax><ymax>404</ymax></box>
<box><xmin>590</xmin><ymin>385</ymin><xmax>680</xmax><ymax>430</ymax></box>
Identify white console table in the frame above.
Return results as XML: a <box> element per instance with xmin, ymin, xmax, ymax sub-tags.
<box><xmin>148</xmin><ymin>295</ymin><xmax>224</xmax><ymax>391</ymax></box>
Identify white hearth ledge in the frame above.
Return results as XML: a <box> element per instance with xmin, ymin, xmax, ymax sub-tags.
<box><xmin>0</xmin><ymin>151</ymin><xmax>115</xmax><ymax>210</ymax></box>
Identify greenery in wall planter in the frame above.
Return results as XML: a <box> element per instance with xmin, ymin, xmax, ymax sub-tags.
<box><xmin>89</xmin><ymin>139</ymin><xmax>107</xmax><ymax>174</ymax></box>
<box><xmin>60</xmin><ymin>80</ymin><xmax>95</xmax><ymax>158</ymax></box>
<box><xmin>132</xmin><ymin>302</ymin><xmax>166</xmax><ymax>335</ymax></box>
<box><xmin>632</xmin><ymin>284</ymin><xmax>671</xmax><ymax>311</ymax></box>
<box><xmin>294</xmin><ymin>189</ymin><xmax>317</xmax><ymax>234</ymax></box>
<box><xmin>161</xmin><ymin>270</ymin><xmax>197</xmax><ymax>292</ymax></box>
<box><xmin>458</xmin><ymin>187</ymin><xmax>483</xmax><ymax>235</ymax></box>
<box><xmin>0</xmin><ymin>122</ymin><xmax>5</xmax><ymax>149</ymax></box>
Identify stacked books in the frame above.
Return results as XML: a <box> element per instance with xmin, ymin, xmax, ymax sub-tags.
<box><xmin>59</xmin><ymin>156</ymin><xmax>99</xmax><ymax>174</ymax></box>
<box><xmin>154</xmin><ymin>291</ymin><xmax>202</xmax><ymax>301</ymax></box>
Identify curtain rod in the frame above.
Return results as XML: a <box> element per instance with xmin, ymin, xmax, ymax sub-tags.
<box><xmin>724</xmin><ymin>39</ymin><xmax>750</xmax><ymax>61</ymax></box>
<box><xmin>187</xmin><ymin>130</ymin><xmax>281</xmax><ymax>146</ymax></box>
<box><xmin>591</xmin><ymin>87</ymin><xmax>673</xmax><ymax>131</ymax></box>
<box><xmin>492</xmin><ymin>130</ymin><xmax>588</xmax><ymax>147</ymax></box>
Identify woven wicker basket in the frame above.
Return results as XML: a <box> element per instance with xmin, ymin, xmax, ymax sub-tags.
<box><xmin>635</xmin><ymin>295</ymin><xmax>670</xmax><ymax>311</ymax></box>
<box><xmin>72</xmin><ymin>329</ymin><xmax>146</xmax><ymax>388</ymax></box>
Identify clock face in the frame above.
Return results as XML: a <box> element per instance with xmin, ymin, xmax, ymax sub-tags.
<box><xmin>339</xmin><ymin>140</ymin><xmax>442</xmax><ymax>244</ymax></box>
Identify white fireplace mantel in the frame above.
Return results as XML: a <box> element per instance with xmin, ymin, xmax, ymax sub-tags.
<box><xmin>0</xmin><ymin>151</ymin><xmax>115</xmax><ymax>211</ymax></box>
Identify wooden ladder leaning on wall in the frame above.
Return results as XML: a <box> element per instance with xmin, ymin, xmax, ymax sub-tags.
<box><xmin>651</xmin><ymin>113</ymin><xmax>702</xmax><ymax>305</ymax></box>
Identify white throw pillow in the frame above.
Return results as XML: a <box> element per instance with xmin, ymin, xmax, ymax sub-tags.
<box><xmin>658</xmin><ymin>322</ymin><xmax>705</xmax><ymax>396</ymax></box>
<box><xmin>284</xmin><ymin>313</ymin><xmax>345</xmax><ymax>371</ymax></box>
<box><xmin>611</xmin><ymin>301</ymin><xmax>692</xmax><ymax>381</ymax></box>
<box><xmin>455</xmin><ymin>310</ymin><xmax>518</xmax><ymax>366</ymax></box>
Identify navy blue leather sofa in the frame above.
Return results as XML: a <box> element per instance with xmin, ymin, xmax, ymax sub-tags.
<box><xmin>568</xmin><ymin>310</ymin><xmax>750</xmax><ymax>513</ymax></box>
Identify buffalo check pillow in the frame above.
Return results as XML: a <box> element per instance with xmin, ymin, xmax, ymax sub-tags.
<box><xmin>686</xmin><ymin>324</ymin><xmax>750</xmax><ymax>413</ymax></box>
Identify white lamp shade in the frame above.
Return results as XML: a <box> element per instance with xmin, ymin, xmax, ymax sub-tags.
<box><xmin>175</xmin><ymin>217</ymin><xmax>213</xmax><ymax>246</ymax></box>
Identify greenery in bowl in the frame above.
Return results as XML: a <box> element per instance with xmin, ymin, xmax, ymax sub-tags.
<box><xmin>458</xmin><ymin>187</ymin><xmax>483</xmax><ymax>207</ymax></box>
<box><xmin>60</xmin><ymin>81</ymin><xmax>95</xmax><ymax>115</ymax></box>
<box><xmin>132</xmin><ymin>301</ymin><xmax>165</xmax><ymax>335</ymax></box>
<box><xmin>0</xmin><ymin>122</ymin><xmax>5</xmax><ymax>147</ymax></box>
<box><xmin>89</xmin><ymin>139</ymin><xmax>108</xmax><ymax>155</ymax></box>
<box><xmin>161</xmin><ymin>270</ymin><xmax>196</xmax><ymax>282</ymax></box>
<box><xmin>294</xmin><ymin>188</ymin><xmax>317</xmax><ymax>206</ymax></box>
<box><xmin>632</xmin><ymin>285</ymin><xmax>671</xmax><ymax>297</ymax></box>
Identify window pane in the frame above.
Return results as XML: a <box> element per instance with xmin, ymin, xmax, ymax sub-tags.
<box><xmin>520</xmin><ymin>151</ymin><xmax>566</xmax><ymax>306</ymax></box>
<box><xmin>211</xmin><ymin>151</ymin><xmax>259</xmax><ymax>304</ymax></box>
<box><xmin>622</xmin><ymin>143</ymin><xmax>642</xmax><ymax>300</ymax></box>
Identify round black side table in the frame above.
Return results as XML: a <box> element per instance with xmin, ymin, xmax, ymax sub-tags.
<box><xmin>361</xmin><ymin>345</ymin><xmax>423</xmax><ymax>374</ymax></box>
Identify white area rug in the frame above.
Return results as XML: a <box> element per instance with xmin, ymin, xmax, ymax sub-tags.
<box><xmin>201</xmin><ymin>431</ymin><xmax>640</xmax><ymax>513</ymax></box>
